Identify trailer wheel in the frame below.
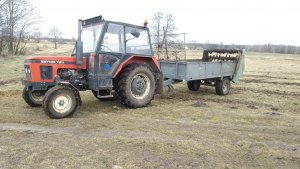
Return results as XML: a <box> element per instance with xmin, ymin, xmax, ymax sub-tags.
<box><xmin>92</xmin><ymin>90</ymin><xmax>116</xmax><ymax>101</ymax></box>
<box><xmin>22</xmin><ymin>87</ymin><xmax>44</xmax><ymax>107</ymax></box>
<box><xmin>187</xmin><ymin>80</ymin><xmax>201</xmax><ymax>91</ymax></box>
<box><xmin>215</xmin><ymin>78</ymin><xmax>231</xmax><ymax>95</ymax></box>
<box><xmin>117</xmin><ymin>63</ymin><xmax>155</xmax><ymax>108</ymax></box>
<box><xmin>43</xmin><ymin>86</ymin><xmax>78</xmax><ymax>118</ymax></box>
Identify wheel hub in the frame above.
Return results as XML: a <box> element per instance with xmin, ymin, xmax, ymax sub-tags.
<box><xmin>131</xmin><ymin>77</ymin><xmax>146</xmax><ymax>95</ymax></box>
<box><xmin>53</xmin><ymin>95</ymin><xmax>72</xmax><ymax>113</ymax></box>
<box><xmin>58</xmin><ymin>99</ymin><xmax>65</xmax><ymax>106</ymax></box>
<box><xmin>130</xmin><ymin>73</ymin><xmax>151</xmax><ymax>100</ymax></box>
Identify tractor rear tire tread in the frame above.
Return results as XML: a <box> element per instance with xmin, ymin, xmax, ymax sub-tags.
<box><xmin>117</xmin><ymin>63</ymin><xmax>155</xmax><ymax>108</ymax></box>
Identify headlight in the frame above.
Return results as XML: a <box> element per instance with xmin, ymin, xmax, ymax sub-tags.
<box><xmin>24</xmin><ymin>66</ymin><xmax>31</xmax><ymax>80</ymax></box>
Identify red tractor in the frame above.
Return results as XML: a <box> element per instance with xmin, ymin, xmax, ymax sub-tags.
<box><xmin>23</xmin><ymin>16</ymin><xmax>163</xmax><ymax>118</ymax></box>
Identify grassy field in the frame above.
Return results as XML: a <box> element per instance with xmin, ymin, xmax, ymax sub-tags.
<box><xmin>0</xmin><ymin>44</ymin><xmax>299</xmax><ymax>169</ymax></box>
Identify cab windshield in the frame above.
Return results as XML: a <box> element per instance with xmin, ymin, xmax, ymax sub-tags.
<box><xmin>81</xmin><ymin>23</ymin><xmax>103</xmax><ymax>53</ymax></box>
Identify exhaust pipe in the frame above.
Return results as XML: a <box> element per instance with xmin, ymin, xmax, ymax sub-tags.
<box><xmin>76</xmin><ymin>19</ymin><xmax>83</xmax><ymax>65</ymax></box>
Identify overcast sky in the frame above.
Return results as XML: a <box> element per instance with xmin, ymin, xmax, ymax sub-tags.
<box><xmin>30</xmin><ymin>0</ymin><xmax>300</xmax><ymax>46</ymax></box>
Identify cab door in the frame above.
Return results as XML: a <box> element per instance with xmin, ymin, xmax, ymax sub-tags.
<box><xmin>94</xmin><ymin>23</ymin><xmax>125</xmax><ymax>90</ymax></box>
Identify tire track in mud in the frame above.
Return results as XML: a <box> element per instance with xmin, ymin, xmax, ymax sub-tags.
<box><xmin>244</xmin><ymin>74</ymin><xmax>299</xmax><ymax>81</ymax></box>
<box><xmin>0</xmin><ymin>122</ymin><xmax>298</xmax><ymax>143</ymax></box>
<box><xmin>234</xmin><ymin>87</ymin><xmax>300</xmax><ymax>97</ymax></box>
<box><xmin>203</xmin><ymin>97</ymin><xmax>275</xmax><ymax>108</ymax></box>
<box><xmin>241</xmin><ymin>78</ymin><xmax>300</xmax><ymax>86</ymax></box>
<box><xmin>0</xmin><ymin>123</ymin><xmax>209</xmax><ymax>145</ymax></box>
<box><xmin>0</xmin><ymin>90</ymin><xmax>22</xmax><ymax>97</ymax></box>
<box><xmin>0</xmin><ymin>79</ymin><xmax>21</xmax><ymax>86</ymax></box>
<box><xmin>245</xmin><ymin>71</ymin><xmax>300</xmax><ymax>75</ymax></box>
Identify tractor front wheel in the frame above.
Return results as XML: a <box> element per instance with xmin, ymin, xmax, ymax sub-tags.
<box><xmin>22</xmin><ymin>87</ymin><xmax>44</xmax><ymax>107</ymax></box>
<box><xmin>43</xmin><ymin>86</ymin><xmax>78</xmax><ymax>119</ymax></box>
<box><xmin>117</xmin><ymin>64</ymin><xmax>155</xmax><ymax>108</ymax></box>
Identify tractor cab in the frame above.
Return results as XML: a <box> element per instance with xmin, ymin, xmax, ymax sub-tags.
<box><xmin>74</xmin><ymin>16</ymin><xmax>155</xmax><ymax>94</ymax></box>
<box><xmin>73</xmin><ymin>18</ymin><xmax>153</xmax><ymax>56</ymax></box>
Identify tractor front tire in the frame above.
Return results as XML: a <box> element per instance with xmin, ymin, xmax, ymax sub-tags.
<box><xmin>22</xmin><ymin>87</ymin><xmax>44</xmax><ymax>107</ymax></box>
<box><xmin>187</xmin><ymin>80</ymin><xmax>201</xmax><ymax>91</ymax></box>
<box><xmin>215</xmin><ymin>78</ymin><xmax>231</xmax><ymax>95</ymax></box>
<box><xmin>43</xmin><ymin>86</ymin><xmax>78</xmax><ymax>119</ymax></box>
<box><xmin>117</xmin><ymin>63</ymin><xmax>155</xmax><ymax>108</ymax></box>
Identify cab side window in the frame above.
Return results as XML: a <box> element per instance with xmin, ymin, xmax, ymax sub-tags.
<box><xmin>101</xmin><ymin>23</ymin><xmax>124</xmax><ymax>53</ymax></box>
<box><xmin>125</xmin><ymin>27</ymin><xmax>152</xmax><ymax>55</ymax></box>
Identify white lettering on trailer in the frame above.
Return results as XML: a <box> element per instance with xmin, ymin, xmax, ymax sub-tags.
<box><xmin>41</xmin><ymin>60</ymin><xmax>65</xmax><ymax>64</ymax></box>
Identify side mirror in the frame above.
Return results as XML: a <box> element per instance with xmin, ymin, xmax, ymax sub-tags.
<box><xmin>131</xmin><ymin>32</ymin><xmax>140</xmax><ymax>38</ymax></box>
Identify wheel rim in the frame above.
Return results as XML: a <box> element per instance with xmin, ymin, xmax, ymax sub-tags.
<box><xmin>30</xmin><ymin>92</ymin><xmax>44</xmax><ymax>102</ymax></box>
<box><xmin>222</xmin><ymin>82</ymin><xmax>229</xmax><ymax>93</ymax></box>
<box><xmin>52</xmin><ymin>95</ymin><xmax>72</xmax><ymax>113</ymax></box>
<box><xmin>130</xmin><ymin>73</ymin><xmax>151</xmax><ymax>100</ymax></box>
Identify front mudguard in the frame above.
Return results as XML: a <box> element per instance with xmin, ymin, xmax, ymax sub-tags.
<box><xmin>56</xmin><ymin>82</ymin><xmax>82</xmax><ymax>106</ymax></box>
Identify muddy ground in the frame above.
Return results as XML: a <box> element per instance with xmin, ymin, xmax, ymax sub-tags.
<box><xmin>0</xmin><ymin>47</ymin><xmax>299</xmax><ymax>169</ymax></box>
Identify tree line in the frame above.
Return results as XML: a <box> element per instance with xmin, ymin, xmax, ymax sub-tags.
<box><xmin>186</xmin><ymin>43</ymin><xmax>300</xmax><ymax>55</ymax></box>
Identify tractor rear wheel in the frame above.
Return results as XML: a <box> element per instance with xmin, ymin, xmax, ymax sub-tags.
<box><xmin>215</xmin><ymin>78</ymin><xmax>231</xmax><ymax>95</ymax></box>
<box><xmin>187</xmin><ymin>80</ymin><xmax>201</xmax><ymax>91</ymax></box>
<box><xmin>117</xmin><ymin>63</ymin><xmax>155</xmax><ymax>108</ymax></box>
<box><xmin>43</xmin><ymin>86</ymin><xmax>78</xmax><ymax>118</ymax></box>
<box><xmin>22</xmin><ymin>87</ymin><xmax>44</xmax><ymax>107</ymax></box>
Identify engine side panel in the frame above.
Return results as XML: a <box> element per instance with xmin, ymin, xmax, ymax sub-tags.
<box><xmin>24</xmin><ymin>57</ymin><xmax>87</xmax><ymax>83</ymax></box>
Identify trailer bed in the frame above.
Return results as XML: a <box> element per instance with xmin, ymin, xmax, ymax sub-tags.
<box><xmin>160</xmin><ymin>60</ymin><xmax>237</xmax><ymax>81</ymax></box>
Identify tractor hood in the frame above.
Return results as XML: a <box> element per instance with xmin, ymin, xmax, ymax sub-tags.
<box><xmin>24</xmin><ymin>56</ymin><xmax>87</xmax><ymax>69</ymax></box>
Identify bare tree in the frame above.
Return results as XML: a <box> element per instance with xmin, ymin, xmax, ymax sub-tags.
<box><xmin>150</xmin><ymin>12</ymin><xmax>177</xmax><ymax>59</ymax></box>
<box><xmin>163</xmin><ymin>14</ymin><xmax>176</xmax><ymax>34</ymax></box>
<box><xmin>150</xmin><ymin>12</ymin><xmax>163</xmax><ymax>37</ymax></box>
<box><xmin>0</xmin><ymin>0</ymin><xmax>38</xmax><ymax>55</ymax></box>
<box><xmin>48</xmin><ymin>26</ymin><xmax>62</xmax><ymax>49</ymax></box>
<box><xmin>0</xmin><ymin>1</ymin><xmax>7</xmax><ymax>54</ymax></box>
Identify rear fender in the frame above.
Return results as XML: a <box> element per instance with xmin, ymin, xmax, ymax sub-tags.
<box><xmin>113</xmin><ymin>56</ymin><xmax>163</xmax><ymax>94</ymax></box>
<box><xmin>113</xmin><ymin>56</ymin><xmax>160</xmax><ymax>78</ymax></box>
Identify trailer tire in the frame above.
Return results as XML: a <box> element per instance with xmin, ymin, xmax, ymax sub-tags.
<box><xmin>187</xmin><ymin>80</ymin><xmax>201</xmax><ymax>91</ymax></box>
<box><xmin>92</xmin><ymin>90</ymin><xmax>116</xmax><ymax>101</ymax></box>
<box><xmin>215</xmin><ymin>78</ymin><xmax>231</xmax><ymax>95</ymax></box>
<box><xmin>22</xmin><ymin>87</ymin><xmax>44</xmax><ymax>107</ymax></box>
<box><xmin>117</xmin><ymin>63</ymin><xmax>155</xmax><ymax>108</ymax></box>
<box><xmin>43</xmin><ymin>86</ymin><xmax>78</xmax><ymax>119</ymax></box>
